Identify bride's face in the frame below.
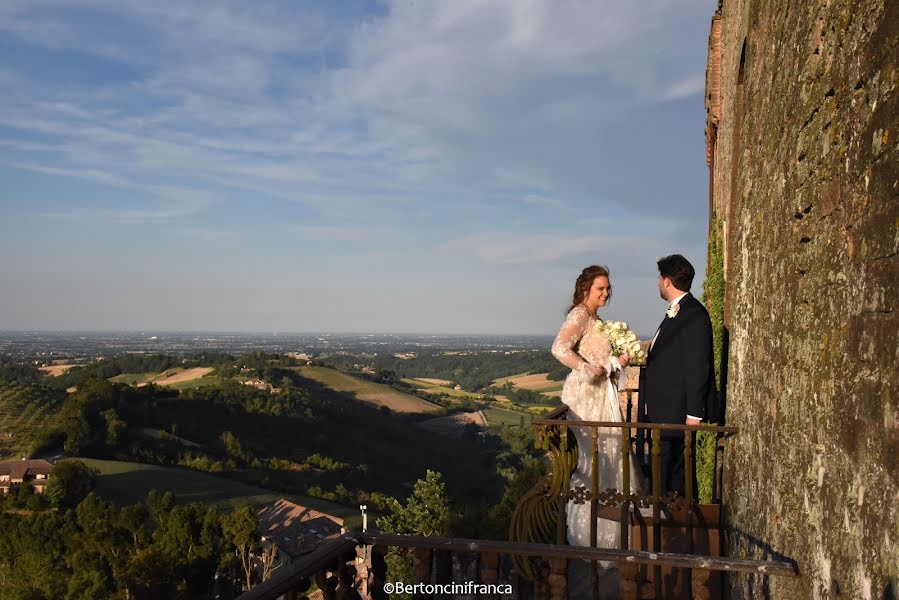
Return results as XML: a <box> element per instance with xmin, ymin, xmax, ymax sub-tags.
<box><xmin>585</xmin><ymin>276</ymin><xmax>611</xmax><ymax>308</ymax></box>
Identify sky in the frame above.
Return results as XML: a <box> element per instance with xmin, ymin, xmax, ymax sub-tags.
<box><xmin>0</xmin><ymin>0</ymin><xmax>716</xmax><ymax>336</ymax></box>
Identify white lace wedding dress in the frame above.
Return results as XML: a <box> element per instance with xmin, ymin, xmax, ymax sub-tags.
<box><xmin>551</xmin><ymin>305</ymin><xmax>644</xmax><ymax>551</ymax></box>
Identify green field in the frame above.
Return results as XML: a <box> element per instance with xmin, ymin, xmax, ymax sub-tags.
<box><xmin>70</xmin><ymin>457</ymin><xmax>359</xmax><ymax>520</ymax></box>
<box><xmin>167</xmin><ymin>375</ymin><xmax>225</xmax><ymax>390</ymax></box>
<box><xmin>409</xmin><ymin>381</ymin><xmax>483</xmax><ymax>399</ymax></box>
<box><xmin>0</xmin><ymin>383</ymin><xmax>64</xmax><ymax>458</ymax></box>
<box><xmin>296</xmin><ymin>366</ymin><xmax>441</xmax><ymax>413</ymax></box>
<box><xmin>483</xmin><ymin>407</ymin><xmax>534</xmax><ymax>428</ymax></box>
<box><xmin>492</xmin><ymin>372</ymin><xmax>531</xmax><ymax>385</ymax></box>
<box><xmin>109</xmin><ymin>372</ymin><xmax>158</xmax><ymax>385</ymax></box>
<box><xmin>109</xmin><ymin>369</ymin><xmax>222</xmax><ymax>390</ymax></box>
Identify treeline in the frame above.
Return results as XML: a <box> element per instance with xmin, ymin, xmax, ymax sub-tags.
<box><xmin>0</xmin><ymin>484</ymin><xmax>264</xmax><ymax>598</ymax></box>
<box><xmin>2</xmin><ymin>457</ymin><xmax>546</xmax><ymax>600</ymax></box>
<box><xmin>487</xmin><ymin>382</ymin><xmax>563</xmax><ymax>406</ymax></box>
<box><xmin>5</xmin><ymin>351</ymin><xmax>545</xmax><ymax>536</ymax></box>
<box><xmin>325</xmin><ymin>350</ymin><xmax>568</xmax><ymax>391</ymax></box>
<box><xmin>9</xmin><ymin>351</ymin><xmax>303</xmax><ymax>393</ymax></box>
<box><xmin>33</xmin><ymin>372</ymin><xmax>504</xmax><ymax>512</ymax></box>
<box><xmin>50</xmin><ymin>354</ymin><xmax>227</xmax><ymax>390</ymax></box>
<box><xmin>0</xmin><ymin>357</ymin><xmax>43</xmax><ymax>384</ymax></box>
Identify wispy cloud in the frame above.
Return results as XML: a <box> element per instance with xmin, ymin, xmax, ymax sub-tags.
<box><xmin>38</xmin><ymin>185</ymin><xmax>215</xmax><ymax>223</ymax></box>
<box><xmin>11</xmin><ymin>162</ymin><xmax>129</xmax><ymax>187</ymax></box>
<box><xmin>659</xmin><ymin>74</ymin><xmax>707</xmax><ymax>102</ymax></box>
<box><xmin>442</xmin><ymin>231</ymin><xmax>661</xmax><ymax>266</ymax></box>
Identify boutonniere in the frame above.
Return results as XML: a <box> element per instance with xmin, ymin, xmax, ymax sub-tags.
<box><xmin>666</xmin><ymin>303</ymin><xmax>681</xmax><ymax>319</ymax></box>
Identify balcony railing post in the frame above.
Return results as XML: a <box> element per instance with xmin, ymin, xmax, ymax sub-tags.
<box><xmin>370</xmin><ymin>546</ymin><xmax>388</xmax><ymax>600</ymax></box>
<box><xmin>548</xmin><ymin>557</ymin><xmax>567</xmax><ymax>600</ymax></box>
<box><xmin>590</xmin><ymin>427</ymin><xmax>599</xmax><ymax>596</ymax></box>
<box><xmin>619</xmin><ymin>562</ymin><xmax>639</xmax><ymax>600</ymax></box>
<box><xmin>692</xmin><ymin>567</ymin><xmax>711</xmax><ymax>600</ymax></box>
<box><xmin>651</xmin><ymin>429</ymin><xmax>662</xmax><ymax>600</ymax></box>
<box><xmin>433</xmin><ymin>549</ymin><xmax>452</xmax><ymax>587</ymax></box>
<box><xmin>412</xmin><ymin>547</ymin><xmax>432</xmax><ymax>599</ymax></box>
<box><xmin>557</xmin><ymin>490</ymin><xmax>567</xmax><ymax>545</ymax></box>
<box><xmin>314</xmin><ymin>569</ymin><xmax>338</xmax><ymax>600</ymax></box>
<box><xmin>620</xmin><ymin>425</ymin><xmax>631</xmax><ymax>551</ymax></box>
<box><xmin>335</xmin><ymin>560</ymin><xmax>357</xmax><ymax>600</ymax></box>
<box><xmin>685</xmin><ymin>429</ymin><xmax>695</xmax><ymax>552</ymax></box>
<box><xmin>714</xmin><ymin>436</ymin><xmax>725</xmax><ymax>504</ymax></box>
<box><xmin>354</xmin><ymin>545</ymin><xmax>370</xmax><ymax>599</ymax></box>
<box><xmin>480</xmin><ymin>551</ymin><xmax>500</xmax><ymax>600</ymax></box>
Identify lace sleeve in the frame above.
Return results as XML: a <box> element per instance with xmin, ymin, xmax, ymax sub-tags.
<box><xmin>551</xmin><ymin>307</ymin><xmax>590</xmax><ymax>371</ymax></box>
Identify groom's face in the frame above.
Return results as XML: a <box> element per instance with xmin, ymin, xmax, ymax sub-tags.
<box><xmin>658</xmin><ymin>274</ymin><xmax>668</xmax><ymax>300</ymax></box>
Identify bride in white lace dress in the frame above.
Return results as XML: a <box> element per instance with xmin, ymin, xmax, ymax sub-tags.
<box><xmin>551</xmin><ymin>265</ymin><xmax>644</xmax><ymax>553</ymax></box>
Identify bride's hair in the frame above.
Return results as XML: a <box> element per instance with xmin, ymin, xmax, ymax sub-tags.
<box><xmin>568</xmin><ymin>265</ymin><xmax>611</xmax><ymax>313</ymax></box>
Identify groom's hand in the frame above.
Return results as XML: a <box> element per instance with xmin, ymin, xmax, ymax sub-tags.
<box><xmin>685</xmin><ymin>417</ymin><xmax>701</xmax><ymax>426</ymax></box>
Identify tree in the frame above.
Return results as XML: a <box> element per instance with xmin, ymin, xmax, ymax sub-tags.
<box><xmin>102</xmin><ymin>408</ymin><xmax>127</xmax><ymax>447</ymax></box>
<box><xmin>117</xmin><ymin>502</ymin><xmax>152</xmax><ymax>547</ymax></box>
<box><xmin>220</xmin><ymin>431</ymin><xmax>246</xmax><ymax>463</ymax></box>
<box><xmin>221</xmin><ymin>505</ymin><xmax>259</xmax><ymax>592</ymax></box>
<box><xmin>259</xmin><ymin>543</ymin><xmax>281</xmax><ymax>583</ymax></box>
<box><xmin>376</xmin><ymin>470</ymin><xmax>455</xmax><ymax>597</ymax></box>
<box><xmin>59</xmin><ymin>377</ymin><xmax>120</xmax><ymax>454</ymax></box>
<box><xmin>377</xmin><ymin>470</ymin><xmax>453</xmax><ymax>537</ymax></box>
<box><xmin>123</xmin><ymin>546</ymin><xmax>179</xmax><ymax>600</ymax></box>
<box><xmin>46</xmin><ymin>460</ymin><xmax>99</xmax><ymax>510</ymax></box>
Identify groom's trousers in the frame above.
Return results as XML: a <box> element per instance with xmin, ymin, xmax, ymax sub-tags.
<box><xmin>658</xmin><ymin>435</ymin><xmax>697</xmax><ymax>500</ymax></box>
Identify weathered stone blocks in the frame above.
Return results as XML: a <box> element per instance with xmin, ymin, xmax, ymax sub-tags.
<box><xmin>704</xmin><ymin>0</ymin><xmax>898</xmax><ymax>597</ymax></box>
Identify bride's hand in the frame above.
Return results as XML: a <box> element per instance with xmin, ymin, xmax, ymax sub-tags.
<box><xmin>618</xmin><ymin>353</ymin><xmax>630</xmax><ymax>368</ymax></box>
<box><xmin>582</xmin><ymin>363</ymin><xmax>606</xmax><ymax>382</ymax></box>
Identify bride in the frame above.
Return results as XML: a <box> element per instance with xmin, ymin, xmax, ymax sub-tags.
<box><xmin>551</xmin><ymin>265</ymin><xmax>644</xmax><ymax>554</ymax></box>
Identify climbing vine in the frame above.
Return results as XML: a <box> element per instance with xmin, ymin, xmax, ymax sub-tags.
<box><xmin>697</xmin><ymin>216</ymin><xmax>726</xmax><ymax>503</ymax></box>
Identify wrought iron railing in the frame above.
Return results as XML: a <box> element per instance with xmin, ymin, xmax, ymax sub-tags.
<box><xmin>236</xmin><ymin>532</ymin><xmax>797</xmax><ymax>600</ymax></box>
<box><xmin>510</xmin><ymin>392</ymin><xmax>746</xmax><ymax>598</ymax></box>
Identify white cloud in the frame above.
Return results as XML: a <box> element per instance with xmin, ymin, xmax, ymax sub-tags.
<box><xmin>442</xmin><ymin>230</ymin><xmax>662</xmax><ymax>265</ymax></box>
<box><xmin>659</xmin><ymin>73</ymin><xmax>707</xmax><ymax>102</ymax></box>
<box><xmin>11</xmin><ymin>162</ymin><xmax>129</xmax><ymax>187</ymax></box>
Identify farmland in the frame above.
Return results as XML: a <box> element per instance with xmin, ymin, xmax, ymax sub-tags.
<box><xmin>0</xmin><ymin>382</ymin><xmax>64</xmax><ymax>458</ymax></box>
<box><xmin>296</xmin><ymin>366</ymin><xmax>441</xmax><ymax>413</ymax></box>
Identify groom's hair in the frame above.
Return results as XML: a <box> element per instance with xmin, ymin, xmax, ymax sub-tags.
<box><xmin>657</xmin><ymin>254</ymin><xmax>694</xmax><ymax>292</ymax></box>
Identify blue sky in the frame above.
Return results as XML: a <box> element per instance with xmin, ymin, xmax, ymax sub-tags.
<box><xmin>0</xmin><ymin>0</ymin><xmax>716</xmax><ymax>336</ymax></box>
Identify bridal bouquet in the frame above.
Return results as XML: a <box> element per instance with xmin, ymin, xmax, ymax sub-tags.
<box><xmin>594</xmin><ymin>320</ymin><xmax>646</xmax><ymax>366</ymax></box>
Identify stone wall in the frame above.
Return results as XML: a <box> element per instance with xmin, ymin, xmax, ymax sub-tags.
<box><xmin>704</xmin><ymin>0</ymin><xmax>898</xmax><ymax>598</ymax></box>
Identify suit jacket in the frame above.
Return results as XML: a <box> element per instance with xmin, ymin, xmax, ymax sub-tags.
<box><xmin>638</xmin><ymin>293</ymin><xmax>716</xmax><ymax>431</ymax></box>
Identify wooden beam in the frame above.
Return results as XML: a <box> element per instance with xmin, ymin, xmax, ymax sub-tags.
<box><xmin>360</xmin><ymin>534</ymin><xmax>797</xmax><ymax>576</ymax></box>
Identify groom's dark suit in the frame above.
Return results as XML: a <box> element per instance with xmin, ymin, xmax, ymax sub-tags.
<box><xmin>637</xmin><ymin>292</ymin><xmax>717</xmax><ymax>497</ymax></box>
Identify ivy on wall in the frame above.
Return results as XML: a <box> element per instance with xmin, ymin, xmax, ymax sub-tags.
<box><xmin>697</xmin><ymin>216</ymin><xmax>726</xmax><ymax>503</ymax></box>
<box><xmin>704</xmin><ymin>216</ymin><xmax>726</xmax><ymax>389</ymax></box>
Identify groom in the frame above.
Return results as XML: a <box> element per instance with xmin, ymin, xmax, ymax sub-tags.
<box><xmin>637</xmin><ymin>254</ymin><xmax>717</xmax><ymax>498</ymax></box>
